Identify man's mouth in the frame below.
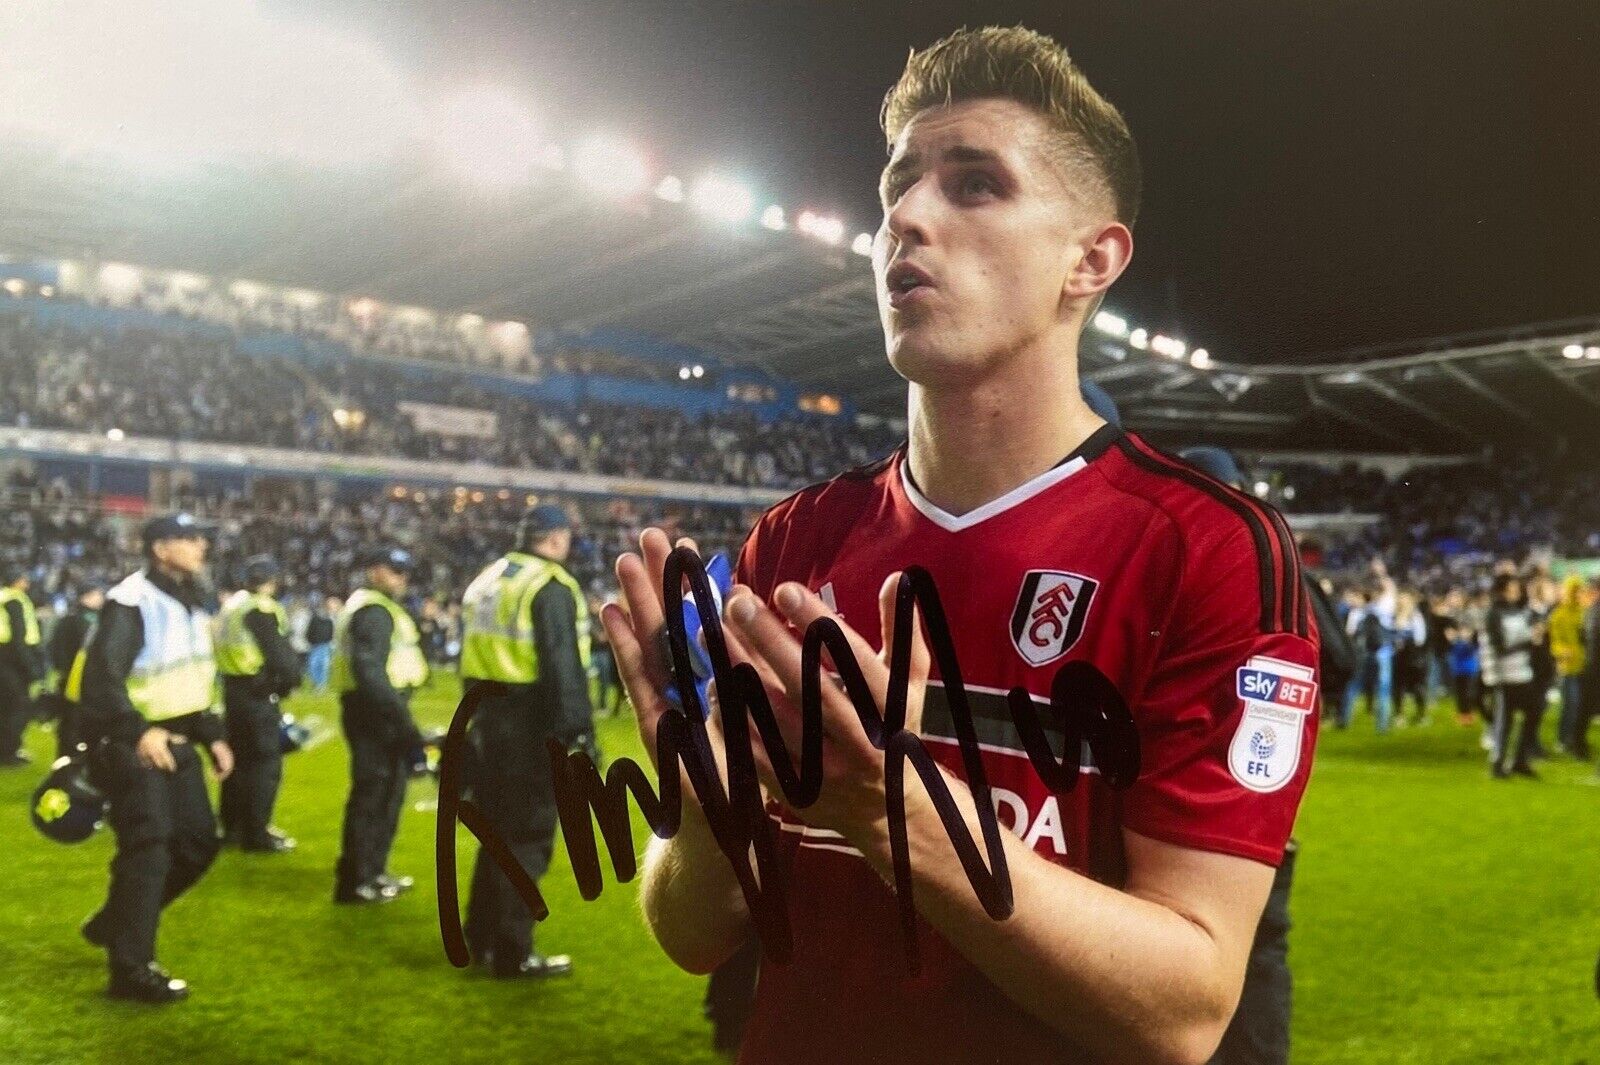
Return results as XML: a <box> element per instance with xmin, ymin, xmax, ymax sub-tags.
<box><xmin>886</xmin><ymin>262</ymin><xmax>934</xmax><ymax>308</ymax></box>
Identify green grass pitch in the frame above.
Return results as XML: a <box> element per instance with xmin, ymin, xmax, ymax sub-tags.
<box><xmin>1</xmin><ymin>674</ymin><xmax>1596</xmax><ymax>1064</ymax></box>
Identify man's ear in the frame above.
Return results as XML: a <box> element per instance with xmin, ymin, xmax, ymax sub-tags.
<box><xmin>1063</xmin><ymin>220</ymin><xmax>1133</xmax><ymax>318</ymax></box>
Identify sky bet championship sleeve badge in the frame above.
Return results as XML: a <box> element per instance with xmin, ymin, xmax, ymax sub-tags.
<box><xmin>1010</xmin><ymin>570</ymin><xmax>1099</xmax><ymax>667</ymax></box>
<box><xmin>1229</xmin><ymin>655</ymin><xmax>1317</xmax><ymax>793</ymax></box>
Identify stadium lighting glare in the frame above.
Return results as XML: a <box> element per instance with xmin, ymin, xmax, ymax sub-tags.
<box><xmin>692</xmin><ymin>364</ymin><xmax>705</xmax><ymax>378</ymax></box>
<box><xmin>1253</xmin><ymin>480</ymin><xmax>1271</xmax><ymax>498</ymax></box>
<box><xmin>1</xmin><ymin>279</ymin><xmax>24</xmax><ymax>296</ymax></box>
<box><xmin>690</xmin><ymin>174</ymin><xmax>756</xmax><ymax>224</ymax></box>
<box><xmin>0</xmin><ymin>0</ymin><xmax>412</xmax><ymax>169</ymax></box>
<box><xmin>106</xmin><ymin>428</ymin><xmax>125</xmax><ymax>442</ymax></box>
<box><xmin>228</xmin><ymin>280</ymin><xmax>264</xmax><ymax>303</ymax></box>
<box><xmin>1283</xmin><ymin>485</ymin><xmax>1297</xmax><ymax>501</ymax></box>
<box><xmin>1562</xmin><ymin>344</ymin><xmax>1584</xmax><ymax>359</ymax></box>
<box><xmin>1093</xmin><ymin>311</ymin><xmax>1128</xmax><ymax>337</ymax></box>
<box><xmin>167</xmin><ymin>271</ymin><xmax>206</xmax><ymax>291</ymax></box>
<box><xmin>1150</xmin><ymin>334</ymin><xmax>1187</xmax><ymax>359</ymax></box>
<box><xmin>1587</xmin><ymin>346</ymin><xmax>1600</xmax><ymax>360</ymax></box>
<box><xmin>38</xmin><ymin>285</ymin><xmax>54</xmax><ymax>297</ymax></box>
<box><xmin>427</xmin><ymin>87</ymin><xmax>541</xmax><ymax>188</ymax></box>
<box><xmin>678</xmin><ymin>366</ymin><xmax>692</xmax><ymax>380</ymax></box>
<box><xmin>655</xmin><ymin>175</ymin><xmax>685</xmax><ymax>203</ymax></box>
<box><xmin>796</xmin><ymin>210</ymin><xmax>845</xmax><ymax>245</ymax></box>
<box><xmin>851</xmin><ymin>232</ymin><xmax>874</xmax><ymax>257</ymax></box>
<box><xmin>456</xmin><ymin>313</ymin><xmax>484</xmax><ymax>332</ymax></box>
<box><xmin>538</xmin><ymin>144</ymin><xmax>567</xmax><ymax>171</ymax></box>
<box><xmin>97</xmin><ymin>262</ymin><xmax>143</xmax><ymax>302</ymax></box>
<box><xmin>1190</xmin><ymin>348</ymin><xmax>1212</xmax><ymax>369</ymax></box>
<box><xmin>761</xmin><ymin>205</ymin><xmax>787</xmax><ymax>231</ymax></box>
<box><xmin>1128</xmin><ymin>328</ymin><xmax>1149</xmax><ymax>350</ymax></box>
<box><xmin>347</xmin><ymin>297</ymin><xmax>379</xmax><ymax>321</ymax></box>
<box><xmin>573</xmin><ymin>135</ymin><xmax>651</xmax><ymax>197</ymax></box>
<box><xmin>286</xmin><ymin>288</ymin><xmax>322</xmax><ymax>309</ymax></box>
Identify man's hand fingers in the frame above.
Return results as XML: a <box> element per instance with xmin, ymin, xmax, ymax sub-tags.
<box><xmin>616</xmin><ymin>552</ymin><xmax>667</xmax><ymax>639</ymax></box>
<box><xmin>602</xmin><ymin>602</ymin><xmax>671</xmax><ymax>723</ymax></box>
<box><xmin>770</xmin><ymin>581</ymin><xmax>885</xmax><ymax>687</ymax></box>
<box><xmin>876</xmin><ymin>571</ymin><xmax>930</xmax><ymax>731</ymax></box>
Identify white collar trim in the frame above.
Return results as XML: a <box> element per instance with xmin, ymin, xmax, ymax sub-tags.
<box><xmin>899</xmin><ymin>452</ymin><xmax>1090</xmax><ymax>533</ymax></box>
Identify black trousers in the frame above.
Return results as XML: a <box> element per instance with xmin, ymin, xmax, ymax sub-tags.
<box><xmin>336</xmin><ymin>701</ymin><xmax>411</xmax><ymax>890</ymax></box>
<box><xmin>1210</xmin><ymin>842</ymin><xmax>1297</xmax><ymax>1065</ymax></box>
<box><xmin>219</xmin><ymin>683</ymin><xmax>285</xmax><ymax>846</ymax></box>
<box><xmin>1492</xmin><ymin>681</ymin><xmax>1544</xmax><ymax>772</ymax></box>
<box><xmin>463</xmin><ymin>691</ymin><xmax>559</xmax><ymax>963</ymax></box>
<box><xmin>89</xmin><ymin>740</ymin><xmax>221</xmax><ymax>972</ymax></box>
<box><xmin>0</xmin><ymin>670</ymin><xmax>33</xmax><ymax>757</ymax></box>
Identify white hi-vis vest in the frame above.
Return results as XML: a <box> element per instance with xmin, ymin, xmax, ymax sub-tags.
<box><xmin>104</xmin><ymin>571</ymin><xmax>218</xmax><ymax>720</ymax></box>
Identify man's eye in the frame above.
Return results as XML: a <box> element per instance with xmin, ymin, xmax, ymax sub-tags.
<box><xmin>959</xmin><ymin>173</ymin><xmax>997</xmax><ymax>198</ymax></box>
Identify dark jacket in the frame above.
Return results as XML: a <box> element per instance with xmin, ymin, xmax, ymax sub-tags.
<box><xmin>78</xmin><ymin>569</ymin><xmax>223</xmax><ymax>749</ymax></box>
<box><xmin>306</xmin><ymin>612</ymin><xmax>334</xmax><ymax>647</ymax></box>
<box><xmin>48</xmin><ymin>606</ymin><xmax>96</xmax><ymax>679</ymax></box>
<box><xmin>230</xmin><ymin>607</ymin><xmax>302</xmax><ymax>700</ymax></box>
<box><xmin>529</xmin><ymin>580</ymin><xmax>596</xmax><ymax>745</ymax></box>
<box><xmin>342</xmin><ymin>603</ymin><xmax>424</xmax><ymax>749</ymax></box>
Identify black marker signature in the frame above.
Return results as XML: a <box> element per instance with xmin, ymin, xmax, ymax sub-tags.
<box><xmin>437</xmin><ymin>548</ymin><xmax>1140</xmax><ymax>974</ymax></box>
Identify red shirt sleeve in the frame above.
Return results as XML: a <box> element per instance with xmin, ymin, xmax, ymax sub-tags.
<box><xmin>1121</xmin><ymin>526</ymin><xmax>1321</xmax><ymax>866</ymax></box>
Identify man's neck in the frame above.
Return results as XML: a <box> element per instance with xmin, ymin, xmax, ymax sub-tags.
<box><xmin>905</xmin><ymin>344</ymin><xmax>1105</xmax><ymax>518</ymax></box>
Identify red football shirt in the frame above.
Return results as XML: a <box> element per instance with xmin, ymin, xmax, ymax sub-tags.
<box><xmin>730</xmin><ymin>426</ymin><xmax>1319</xmax><ymax>1065</ymax></box>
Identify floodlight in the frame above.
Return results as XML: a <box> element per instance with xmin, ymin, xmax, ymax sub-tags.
<box><xmin>690</xmin><ymin>174</ymin><xmax>755</xmax><ymax>223</ymax></box>
<box><xmin>1093</xmin><ymin>311</ymin><xmax>1128</xmax><ymax>337</ymax></box>
<box><xmin>655</xmin><ymin>176</ymin><xmax>684</xmax><ymax>203</ymax></box>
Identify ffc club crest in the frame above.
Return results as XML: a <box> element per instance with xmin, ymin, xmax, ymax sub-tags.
<box><xmin>1228</xmin><ymin>655</ymin><xmax>1317</xmax><ymax>793</ymax></box>
<box><xmin>1009</xmin><ymin>570</ymin><xmax>1098</xmax><ymax>667</ymax></box>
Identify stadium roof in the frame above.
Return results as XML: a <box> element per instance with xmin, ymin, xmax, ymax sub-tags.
<box><xmin>3</xmin><ymin>143</ymin><xmax>1598</xmax><ymax>455</ymax></box>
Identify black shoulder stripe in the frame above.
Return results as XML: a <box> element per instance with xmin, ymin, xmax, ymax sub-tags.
<box><xmin>1240</xmin><ymin>491</ymin><xmax>1302</xmax><ymax>639</ymax></box>
<box><xmin>1115</xmin><ymin>437</ymin><xmax>1280</xmax><ymax>634</ymax></box>
<box><xmin>1259</xmin><ymin>502</ymin><xmax>1309</xmax><ymax>638</ymax></box>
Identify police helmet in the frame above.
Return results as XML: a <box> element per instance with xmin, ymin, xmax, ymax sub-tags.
<box><xmin>30</xmin><ymin>756</ymin><xmax>107</xmax><ymax>844</ymax></box>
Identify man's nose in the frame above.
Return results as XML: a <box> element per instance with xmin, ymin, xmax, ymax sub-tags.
<box><xmin>884</xmin><ymin>179</ymin><xmax>935</xmax><ymax>249</ymax></box>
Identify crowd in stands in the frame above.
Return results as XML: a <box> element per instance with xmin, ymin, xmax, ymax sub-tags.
<box><xmin>1</xmin><ymin>470</ymin><xmax>753</xmax><ymax>613</ymax></box>
<box><xmin>0</xmin><ymin>312</ymin><xmax>901</xmax><ymax>488</ymax></box>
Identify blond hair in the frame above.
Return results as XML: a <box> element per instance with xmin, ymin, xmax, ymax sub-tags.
<box><xmin>880</xmin><ymin>26</ymin><xmax>1141</xmax><ymax>228</ymax></box>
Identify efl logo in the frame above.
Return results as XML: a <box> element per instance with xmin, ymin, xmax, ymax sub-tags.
<box><xmin>1009</xmin><ymin>570</ymin><xmax>1098</xmax><ymax>667</ymax></box>
<box><xmin>1236</xmin><ymin>666</ymin><xmax>1319</xmax><ymax>713</ymax></box>
<box><xmin>1228</xmin><ymin>654</ymin><xmax>1316</xmax><ymax>793</ymax></box>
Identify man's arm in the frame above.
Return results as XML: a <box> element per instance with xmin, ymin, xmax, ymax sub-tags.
<box><xmin>859</xmin><ymin>770</ymin><xmax>1270</xmax><ymax>1065</ymax></box>
<box><xmin>347</xmin><ymin>605</ymin><xmax>421</xmax><ymax>746</ymax></box>
<box><xmin>79</xmin><ymin>602</ymin><xmax>149</xmax><ymax>746</ymax></box>
<box><xmin>530</xmin><ymin>581</ymin><xmax>595</xmax><ymax>745</ymax></box>
<box><xmin>243</xmin><ymin>609</ymin><xmax>302</xmax><ymax>697</ymax></box>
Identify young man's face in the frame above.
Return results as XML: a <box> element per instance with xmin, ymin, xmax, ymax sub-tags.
<box><xmin>873</xmin><ymin>98</ymin><xmax>1097</xmax><ymax>387</ymax></box>
<box><xmin>153</xmin><ymin>535</ymin><xmax>208</xmax><ymax>576</ymax></box>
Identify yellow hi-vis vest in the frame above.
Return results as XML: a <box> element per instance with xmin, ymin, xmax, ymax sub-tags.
<box><xmin>331</xmin><ymin>589</ymin><xmax>428</xmax><ymax>694</ymax></box>
<box><xmin>214</xmin><ymin>589</ymin><xmax>289</xmax><ymax>677</ymax></box>
<box><xmin>64</xmin><ymin>571</ymin><xmax>217</xmax><ymax>720</ymax></box>
<box><xmin>0</xmin><ymin>587</ymin><xmax>40</xmax><ymax>647</ymax></box>
<box><xmin>460</xmin><ymin>552</ymin><xmax>591</xmax><ymax>684</ymax></box>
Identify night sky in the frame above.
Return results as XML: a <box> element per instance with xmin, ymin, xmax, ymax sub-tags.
<box><xmin>295</xmin><ymin>0</ymin><xmax>1600</xmax><ymax>365</ymax></box>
